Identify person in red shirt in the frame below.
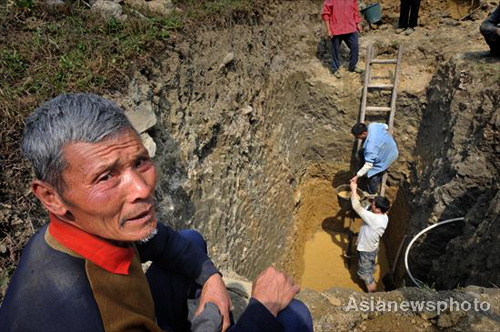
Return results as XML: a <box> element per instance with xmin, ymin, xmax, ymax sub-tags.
<box><xmin>321</xmin><ymin>0</ymin><xmax>363</xmax><ymax>78</ymax></box>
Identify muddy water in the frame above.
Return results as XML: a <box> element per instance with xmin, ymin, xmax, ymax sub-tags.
<box><xmin>301</xmin><ymin>221</ymin><xmax>389</xmax><ymax>292</ymax></box>
<box><xmin>294</xmin><ymin>174</ymin><xmax>390</xmax><ymax>292</ymax></box>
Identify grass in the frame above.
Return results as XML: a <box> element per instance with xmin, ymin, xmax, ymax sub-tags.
<box><xmin>0</xmin><ymin>0</ymin><xmax>260</xmax><ymax>301</ymax></box>
<box><xmin>175</xmin><ymin>0</ymin><xmax>253</xmax><ymax>17</ymax></box>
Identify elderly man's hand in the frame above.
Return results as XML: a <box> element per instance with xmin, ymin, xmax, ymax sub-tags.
<box><xmin>251</xmin><ymin>266</ymin><xmax>299</xmax><ymax>317</ymax></box>
<box><xmin>196</xmin><ymin>274</ymin><xmax>232</xmax><ymax>332</ymax></box>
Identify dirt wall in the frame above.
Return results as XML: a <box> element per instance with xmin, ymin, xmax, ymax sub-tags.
<box><xmin>407</xmin><ymin>56</ymin><xmax>500</xmax><ymax>289</ymax></box>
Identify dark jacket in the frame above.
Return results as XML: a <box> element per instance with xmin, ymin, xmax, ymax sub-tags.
<box><xmin>0</xmin><ymin>221</ymin><xmax>283</xmax><ymax>332</ymax></box>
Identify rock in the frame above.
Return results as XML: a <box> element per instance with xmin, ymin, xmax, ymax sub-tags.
<box><xmin>95</xmin><ymin>0</ymin><xmax>122</xmax><ymax>3</ymax></box>
<box><xmin>223</xmin><ymin>277</ymin><xmax>252</xmax><ymax>299</ymax></box>
<box><xmin>437</xmin><ymin>314</ymin><xmax>453</xmax><ymax>328</ymax></box>
<box><xmin>0</xmin><ymin>244</ymin><xmax>7</xmax><ymax>254</ymax></box>
<box><xmin>127</xmin><ymin>0</ymin><xmax>175</xmax><ymax>16</ymax></box>
<box><xmin>91</xmin><ymin>0</ymin><xmax>123</xmax><ymax>19</ymax></box>
<box><xmin>464</xmin><ymin>285</ymin><xmax>484</xmax><ymax>297</ymax></box>
<box><xmin>11</xmin><ymin>217</ymin><xmax>23</xmax><ymax>226</ymax></box>
<box><xmin>125</xmin><ymin>104</ymin><xmax>157</xmax><ymax>133</ymax></box>
<box><xmin>482</xmin><ymin>288</ymin><xmax>500</xmax><ymax>297</ymax></box>
<box><xmin>219</xmin><ymin>52</ymin><xmax>235</xmax><ymax>70</ymax></box>
<box><xmin>437</xmin><ymin>311</ymin><xmax>466</xmax><ymax>329</ymax></box>
<box><xmin>140</xmin><ymin>133</ymin><xmax>156</xmax><ymax>158</ymax></box>
<box><xmin>324</xmin><ymin>293</ymin><xmax>342</xmax><ymax>306</ymax></box>
<box><xmin>420</xmin><ymin>311</ymin><xmax>438</xmax><ymax>320</ymax></box>
<box><xmin>46</xmin><ymin>0</ymin><xmax>65</xmax><ymax>5</ymax></box>
<box><xmin>242</xmin><ymin>105</ymin><xmax>253</xmax><ymax>115</ymax></box>
<box><xmin>221</xmin><ymin>275</ymin><xmax>252</xmax><ymax>321</ymax></box>
<box><xmin>441</xmin><ymin>18</ymin><xmax>460</xmax><ymax>26</ymax></box>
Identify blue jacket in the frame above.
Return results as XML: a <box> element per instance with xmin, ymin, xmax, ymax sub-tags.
<box><xmin>363</xmin><ymin>123</ymin><xmax>398</xmax><ymax>177</ymax></box>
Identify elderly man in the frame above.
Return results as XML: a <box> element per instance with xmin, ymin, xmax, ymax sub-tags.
<box><xmin>350</xmin><ymin>122</ymin><xmax>398</xmax><ymax>194</ymax></box>
<box><xmin>0</xmin><ymin>94</ymin><xmax>313</xmax><ymax>332</ymax></box>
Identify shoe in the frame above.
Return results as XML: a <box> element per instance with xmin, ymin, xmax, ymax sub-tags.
<box><xmin>405</xmin><ymin>27</ymin><xmax>415</xmax><ymax>35</ymax></box>
<box><xmin>395</xmin><ymin>28</ymin><xmax>406</xmax><ymax>34</ymax></box>
<box><xmin>333</xmin><ymin>71</ymin><xmax>341</xmax><ymax>78</ymax></box>
<box><xmin>349</xmin><ymin>67</ymin><xmax>363</xmax><ymax>74</ymax></box>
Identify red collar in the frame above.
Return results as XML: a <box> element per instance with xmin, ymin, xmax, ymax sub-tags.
<box><xmin>48</xmin><ymin>214</ymin><xmax>134</xmax><ymax>275</ymax></box>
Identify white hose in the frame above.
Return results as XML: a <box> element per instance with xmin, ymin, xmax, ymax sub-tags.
<box><xmin>404</xmin><ymin>217</ymin><xmax>465</xmax><ymax>287</ymax></box>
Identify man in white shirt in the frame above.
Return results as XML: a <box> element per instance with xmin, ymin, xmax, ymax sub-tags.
<box><xmin>350</xmin><ymin>180</ymin><xmax>390</xmax><ymax>292</ymax></box>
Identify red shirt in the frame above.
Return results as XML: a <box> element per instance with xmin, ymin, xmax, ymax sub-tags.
<box><xmin>322</xmin><ymin>0</ymin><xmax>361</xmax><ymax>36</ymax></box>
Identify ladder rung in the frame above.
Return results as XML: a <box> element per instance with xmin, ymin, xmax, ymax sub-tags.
<box><xmin>368</xmin><ymin>84</ymin><xmax>394</xmax><ymax>89</ymax></box>
<box><xmin>366</xmin><ymin>106</ymin><xmax>391</xmax><ymax>112</ymax></box>
<box><xmin>371</xmin><ymin>59</ymin><xmax>398</xmax><ymax>64</ymax></box>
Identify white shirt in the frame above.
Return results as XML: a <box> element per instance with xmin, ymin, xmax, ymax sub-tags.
<box><xmin>351</xmin><ymin>195</ymin><xmax>388</xmax><ymax>252</ymax></box>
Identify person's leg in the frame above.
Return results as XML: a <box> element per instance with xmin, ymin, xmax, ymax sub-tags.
<box><xmin>408</xmin><ymin>0</ymin><xmax>421</xmax><ymax>28</ymax></box>
<box><xmin>344</xmin><ymin>32</ymin><xmax>359</xmax><ymax>71</ymax></box>
<box><xmin>331</xmin><ymin>35</ymin><xmax>342</xmax><ymax>73</ymax></box>
<box><xmin>366</xmin><ymin>171</ymin><xmax>385</xmax><ymax>194</ymax></box>
<box><xmin>489</xmin><ymin>40</ymin><xmax>500</xmax><ymax>56</ymax></box>
<box><xmin>276</xmin><ymin>299</ymin><xmax>314</xmax><ymax>332</ymax></box>
<box><xmin>146</xmin><ymin>230</ymin><xmax>208</xmax><ymax>332</ymax></box>
<box><xmin>178</xmin><ymin>229</ymin><xmax>208</xmax><ymax>255</ymax></box>
<box><xmin>398</xmin><ymin>0</ymin><xmax>410</xmax><ymax>29</ymax></box>
<box><xmin>146</xmin><ymin>263</ymin><xmax>191</xmax><ymax>332</ymax></box>
<box><xmin>483</xmin><ymin>33</ymin><xmax>500</xmax><ymax>55</ymax></box>
<box><xmin>357</xmin><ymin>250</ymin><xmax>378</xmax><ymax>292</ymax></box>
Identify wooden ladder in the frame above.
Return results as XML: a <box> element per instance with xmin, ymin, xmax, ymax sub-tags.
<box><xmin>357</xmin><ymin>44</ymin><xmax>403</xmax><ymax>196</ymax></box>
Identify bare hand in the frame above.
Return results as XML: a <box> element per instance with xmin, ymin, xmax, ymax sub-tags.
<box><xmin>350</xmin><ymin>180</ymin><xmax>358</xmax><ymax>194</ymax></box>
<box><xmin>357</xmin><ymin>24</ymin><xmax>362</xmax><ymax>33</ymax></box>
<box><xmin>350</xmin><ymin>175</ymin><xmax>358</xmax><ymax>183</ymax></box>
<box><xmin>196</xmin><ymin>274</ymin><xmax>232</xmax><ymax>332</ymax></box>
<box><xmin>251</xmin><ymin>266</ymin><xmax>299</xmax><ymax>317</ymax></box>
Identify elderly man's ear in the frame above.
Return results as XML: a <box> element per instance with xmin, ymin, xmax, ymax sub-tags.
<box><xmin>31</xmin><ymin>180</ymin><xmax>74</xmax><ymax>221</ymax></box>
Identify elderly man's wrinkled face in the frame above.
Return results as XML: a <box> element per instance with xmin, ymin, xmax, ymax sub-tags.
<box><xmin>59</xmin><ymin>128</ymin><xmax>157</xmax><ymax>242</ymax></box>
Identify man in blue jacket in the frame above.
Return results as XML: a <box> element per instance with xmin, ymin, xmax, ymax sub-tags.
<box><xmin>0</xmin><ymin>93</ymin><xmax>313</xmax><ymax>332</ymax></box>
<box><xmin>350</xmin><ymin>122</ymin><xmax>399</xmax><ymax>194</ymax></box>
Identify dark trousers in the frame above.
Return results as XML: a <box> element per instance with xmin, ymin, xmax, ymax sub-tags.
<box><xmin>358</xmin><ymin>148</ymin><xmax>385</xmax><ymax>195</ymax></box>
<box><xmin>146</xmin><ymin>230</ymin><xmax>205</xmax><ymax>332</ymax></box>
<box><xmin>331</xmin><ymin>32</ymin><xmax>359</xmax><ymax>72</ymax></box>
<box><xmin>483</xmin><ymin>34</ymin><xmax>500</xmax><ymax>55</ymax></box>
<box><xmin>147</xmin><ymin>230</ymin><xmax>314</xmax><ymax>332</ymax></box>
<box><xmin>367</xmin><ymin>171</ymin><xmax>385</xmax><ymax>194</ymax></box>
<box><xmin>399</xmin><ymin>0</ymin><xmax>421</xmax><ymax>28</ymax></box>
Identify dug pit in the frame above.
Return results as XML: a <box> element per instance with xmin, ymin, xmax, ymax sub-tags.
<box><xmin>294</xmin><ymin>165</ymin><xmax>406</xmax><ymax>291</ymax></box>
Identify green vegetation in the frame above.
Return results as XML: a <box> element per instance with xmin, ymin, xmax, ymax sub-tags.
<box><xmin>175</xmin><ymin>0</ymin><xmax>253</xmax><ymax>17</ymax></box>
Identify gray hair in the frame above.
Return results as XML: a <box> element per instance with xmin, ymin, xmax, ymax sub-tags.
<box><xmin>22</xmin><ymin>93</ymin><xmax>136</xmax><ymax>193</ymax></box>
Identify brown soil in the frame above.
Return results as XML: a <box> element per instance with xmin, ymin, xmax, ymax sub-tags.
<box><xmin>292</xmin><ymin>163</ymin><xmax>394</xmax><ymax>292</ymax></box>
